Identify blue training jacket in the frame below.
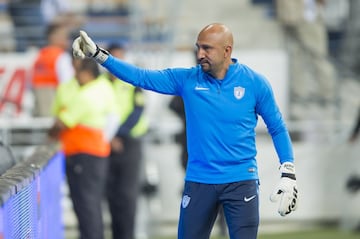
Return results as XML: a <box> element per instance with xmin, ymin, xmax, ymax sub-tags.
<box><xmin>103</xmin><ymin>56</ymin><xmax>294</xmax><ymax>184</ymax></box>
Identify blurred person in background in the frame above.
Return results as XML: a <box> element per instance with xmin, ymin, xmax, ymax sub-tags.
<box><xmin>73</xmin><ymin>23</ymin><xmax>298</xmax><ymax>239</ymax></box>
<box><xmin>48</xmin><ymin>58</ymin><xmax>118</xmax><ymax>239</ymax></box>
<box><xmin>344</xmin><ymin>106</ymin><xmax>360</xmax><ymax>232</ymax></box>
<box><xmin>31</xmin><ymin>22</ymin><xmax>74</xmax><ymax>117</ymax></box>
<box><xmin>8</xmin><ymin>0</ymin><xmax>76</xmax><ymax>51</ymax></box>
<box><xmin>275</xmin><ymin>0</ymin><xmax>336</xmax><ymax>120</ymax></box>
<box><xmin>342</xmin><ymin>0</ymin><xmax>360</xmax><ymax>208</ymax></box>
<box><xmin>349</xmin><ymin>107</ymin><xmax>360</xmax><ymax>143</ymax></box>
<box><xmin>41</xmin><ymin>0</ymin><xmax>84</xmax><ymax>32</ymax></box>
<box><xmin>41</xmin><ymin>0</ymin><xmax>71</xmax><ymax>26</ymax></box>
<box><xmin>346</xmin><ymin>107</ymin><xmax>360</xmax><ymax>195</ymax></box>
<box><xmin>342</xmin><ymin>1</ymin><xmax>360</xmax><ymax>215</ymax></box>
<box><xmin>104</xmin><ymin>43</ymin><xmax>149</xmax><ymax>239</ymax></box>
<box><xmin>168</xmin><ymin>95</ymin><xmax>187</xmax><ymax>171</ymax></box>
<box><xmin>7</xmin><ymin>0</ymin><xmax>43</xmax><ymax>51</ymax></box>
<box><xmin>339</xmin><ymin>0</ymin><xmax>360</xmax><ymax>78</ymax></box>
<box><xmin>87</xmin><ymin>0</ymin><xmax>130</xmax><ymax>15</ymax></box>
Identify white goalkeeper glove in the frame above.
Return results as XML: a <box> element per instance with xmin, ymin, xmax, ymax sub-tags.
<box><xmin>270</xmin><ymin>162</ymin><xmax>298</xmax><ymax>216</ymax></box>
<box><xmin>72</xmin><ymin>30</ymin><xmax>109</xmax><ymax>64</ymax></box>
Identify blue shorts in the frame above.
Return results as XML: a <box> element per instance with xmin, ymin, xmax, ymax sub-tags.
<box><xmin>178</xmin><ymin>180</ymin><xmax>259</xmax><ymax>239</ymax></box>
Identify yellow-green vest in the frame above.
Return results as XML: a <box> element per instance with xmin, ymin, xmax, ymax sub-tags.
<box><xmin>111</xmin><ymin>78</ymin><xmax>148</xmax><ymax>138</ymax></box>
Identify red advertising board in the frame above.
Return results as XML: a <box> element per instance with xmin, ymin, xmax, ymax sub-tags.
<box><xmin>0</xmin><ymin>52</ymin><xmax>37</xmax><ymax>117</ymax></box>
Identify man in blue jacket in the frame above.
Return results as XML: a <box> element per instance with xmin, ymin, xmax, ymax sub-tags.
<box><xmin>73</xmin><ymin>23</ymin><xmax>298</xmax><ymax>239</ymax></box>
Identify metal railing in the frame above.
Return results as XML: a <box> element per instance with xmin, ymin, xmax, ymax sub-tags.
<box><xmin>0</xmin><ymin>145</ymin><xmax>65</xmax><ymax>239</ymax></box>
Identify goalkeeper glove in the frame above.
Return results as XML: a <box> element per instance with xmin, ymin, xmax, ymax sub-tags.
<box><xmin>270</xmin><ymin>162</ymin><xmax>298</xmax><ymax>216</ymax></box>
<box><xmin>72</xmin><ymin>30</ymin><xmax>109</xmax><ymax>64</ymax></box>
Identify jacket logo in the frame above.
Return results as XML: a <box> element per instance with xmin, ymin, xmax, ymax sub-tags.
<box><xmin>182</xmin><ymin>195</ymin><xmax>191</xmax><ymax>208</ymax></box>
<box><xmin>234</xmin><ymin>86</ymin><xmax>245</xmax><ymax>100</ymax></box>
<box><xmin>195</xmin><ymin>86</ymin><xmax>209</xmax><ymax>91</ymax></box>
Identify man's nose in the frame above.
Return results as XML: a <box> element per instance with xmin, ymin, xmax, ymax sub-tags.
<box><xmin>197</xmin><ymin>48</ymin><xmax>205</xmax><ymax>59</ymax></box>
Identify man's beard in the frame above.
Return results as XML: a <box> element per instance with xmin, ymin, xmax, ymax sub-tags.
<box><xmin>199</xmin><ymin>60</ymin><xmax>211</xmax><ymax>72</ymax></box>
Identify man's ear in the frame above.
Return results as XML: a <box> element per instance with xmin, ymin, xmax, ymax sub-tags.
<box><xmin>224</xmin><ymin>45</ymin><xmax>232</xmax><ymax>58</ymax></box>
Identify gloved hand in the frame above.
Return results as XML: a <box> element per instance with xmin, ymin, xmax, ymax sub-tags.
<box><xmin>270</xmin><ymin>162</ymin><xmax>298</xmax><ymax>216</ymax></box>
<box><xmin>72</xmin><ymin>30</ymin><xmax>109</xmax><ymax>64</ymax></box>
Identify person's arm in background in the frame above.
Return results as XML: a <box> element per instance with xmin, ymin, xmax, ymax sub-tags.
<box><xmin>48</xmin><ymin>118</ymin><xmax>68</xmax><ymax>140</ymax></box>
<box><xmin>169</xmin><ymin>96</ymin><xmax>185</xmax><ymax>119</ymax></box>
<box><xmin>349</xmin><ymin>108</ymin><xmax>360</xmax><ymax>142</ymax></box>
<box><xmin>56</xmin><ymin>53</ymin><xmax>75</xmax><ymax>83</ymax></box>
<box><xmin>115</xmin><ymin>87</ymin><xmax>145</xmax><ymax>137</ymax></box>
<box><xmin>48</xmin><ymin>84</ymin><xmax>67</xmax><ymax>140</ymax></box>
<box><xmin>111</xmin><ymin>87</ymin><xmax>145</xmax><ymax>153</ymax></box>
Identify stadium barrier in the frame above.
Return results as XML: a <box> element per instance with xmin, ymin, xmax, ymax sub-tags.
<box><xmin>0</xmin><ymin>141</ymin><xmax>16</xmax><ymax>175</ymax></box>
<box><xmin>0</xmin><ymin>144</ymin><xmax>64</xmax><ymax>239</ymax></box>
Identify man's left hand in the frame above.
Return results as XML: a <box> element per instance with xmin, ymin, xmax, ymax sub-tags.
<box><xmin>270</xmin><ymin>162</ymin><xmax>298</xmax><ymax>216</ymax></box>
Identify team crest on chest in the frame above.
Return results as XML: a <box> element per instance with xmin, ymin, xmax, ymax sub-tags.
<box><xmin>234</xmin><ymin>86</ymin><xmax>245</xmax><ymax>100</ymax></box>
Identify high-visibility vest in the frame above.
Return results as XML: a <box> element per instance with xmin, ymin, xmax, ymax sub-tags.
<box><xmin>51</xmin><ymin>78</ymin><xmax>79</xmax><ymax>115</ymax></box>
<box><xmin>112</xmin><ymin>79</ymin><xmax>148</xmax><ymax>138</ymax></box>
<box><xmin>52</xmin><ymin>76</ymin><xmax>117</xmax><ymax>157</ymax></box>
<box><xmin>32</xmin><ymin>46</ymin><xmax>64</xmax><ymax>88</ymax></box>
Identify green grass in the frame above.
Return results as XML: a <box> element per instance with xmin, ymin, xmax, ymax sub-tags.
<box><xmin>152</xmin><ymin>229</ymin><xmax>360</xmax><ymax>239</ymax></box>
<box><xmin>258</xmin><ymin>229</ymin><xmax>360</xmax><ymax>239</ymax></box>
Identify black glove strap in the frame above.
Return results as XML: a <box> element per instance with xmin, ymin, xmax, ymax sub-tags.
<box><xmin>93</xmin><ymin>45</ymin><xmax>109</xmax><ymax>64</ymax></box>
<box><xmin>281</xmin><ymin>173</ymin><xmax>296</xmax><ymax>180</ymax></box>
<box><xmin>93</xmin><ymin>45</ymin><xmax>108</xmax><ymax>57</ymax></box>
<box><xmin>93</xmin><ymin>45</ymin><xmax>100</xmax><ymax>57</ymax></box>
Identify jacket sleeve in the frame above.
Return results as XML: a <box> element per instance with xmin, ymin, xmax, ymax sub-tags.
<box><xmin>116</xmin><ymin>87</ymin><xmax>145</xmax><ymax>137</ymax></box>
<box><xmin>102</xmin><ymin>55</ymin><xmax>182</xmax><ymax>95</ymax></box>
<box><xmin>255</xmin><ymin>75</ymin><xmax>294</xmax><ymax>164</ymax></box>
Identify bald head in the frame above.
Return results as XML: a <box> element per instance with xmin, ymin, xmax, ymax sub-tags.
<box><xmin>196</xmin><ymin>23</ymin><xmax>234</xmax><ymax>79</ymax></box>
<box><xmin>198</xmin><ymin>23</ymin><xmax>233</xmax><ymax>49</ymax></box>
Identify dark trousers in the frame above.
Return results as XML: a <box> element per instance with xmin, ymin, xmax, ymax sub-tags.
<box><xmin>178</xmin><ymin>180</ymin><xmax>259</xmax><ymax>239</ymax></box>
<box><xmin>66</xmin><ymin>153</ymin><xmax>108</xmax><ymax>239</ymax></box>
<box><xmin>106</xmin><ymin>137</ymin><xmax>142</xmax><ymax>239</ymax></box>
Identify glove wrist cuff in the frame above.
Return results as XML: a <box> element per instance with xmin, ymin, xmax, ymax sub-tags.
<box><xmin>93</xmin><ymin>45</ymin><xmax>109</xmax><ymax>64</ymax></box>
<box><xmin>281</xmin><ymin>173</ymin><xmax>296</xmax><ymax>180</ymax></box>
<box><xmin>279</xmin><ymin>162</ymin><xmax>295</xmax><ymax>174</ymax></box>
